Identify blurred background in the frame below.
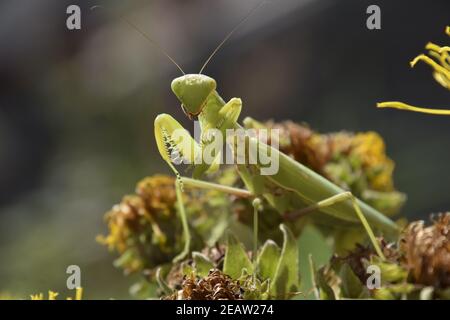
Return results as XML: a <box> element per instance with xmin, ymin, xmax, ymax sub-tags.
<box><xmin>0</xmin><ymin>0</ymin><xmax>448</xmax><ymax>299</ymax></box>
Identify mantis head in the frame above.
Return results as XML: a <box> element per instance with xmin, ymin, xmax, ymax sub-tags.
<box><xmin>171</xmin><ymin>74</ymin><xmax>216</xmax><ymax>119</ymax></box>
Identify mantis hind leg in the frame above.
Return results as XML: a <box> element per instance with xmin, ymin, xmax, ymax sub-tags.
<box><xmin>286</xmin><ymin>192</ymin><xmax>386</xmax><ymax>260</ymax></box>
<box><xmin>155</xmin><ymin>114</ymin><xmax>253</xmax><ymax>262</ymax></box>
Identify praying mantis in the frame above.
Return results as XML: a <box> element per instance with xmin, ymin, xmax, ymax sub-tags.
<box><xmin>154</xmin><ymin>71</ymin><xmax>400</xmax><ymax>263</ymax></box>
<box><xmin>149</xmin><ymin>20</ymin><xmax>400</xmax><ymax>265</ymax></box>
<box><xmin>122</xmin><ymin>3</ymin><xmax>400</xmax><ymax>264</ymax></box>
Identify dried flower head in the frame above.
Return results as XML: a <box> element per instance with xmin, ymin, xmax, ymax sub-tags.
<box><xmin>247</xmin><ymin>119</ymin><xmax>405</xmax><ymax>215</ymax></box>
<box><xmin>339</xmin><ymin>239</ymin><xmax>399</xmax><ymax>284</ymax></box>
<box><xmin>97</xmin><ymin>175</ymin><xmax>188</xmax><ymax>273</ymax></box>
<box><xmin>326</xmin><ymin>214</ymin><xmax>450</xmax><ymax>299</ymax></box>
<box><xmin>99</xmin><ymin>174</ymin><xmax>231</xmax><ymax>276</ymax></box>
<box><xmin>165</xmin><ymin>269</ymin><xmax>243</xmax><ymax>300</ymax></box>
<box><xmin>350</xmin><ymin>132</ymin><xmax>395</xmax><ymax>191</ymax></box>
<box><xmin>400</xmin><ymin>213</ymin><xmax>450</xmax><ymax>288</ymax></box>
<box><xmin>264</xmin><ymin>120</ymin><xmax>332</xmax><ymax>173</ymax></box>
<box><xmin>135</xmin><ymin>175</ymin><xmax>177</xmax><ymax>215</ymax></box>
<box><xmin>164</xmin><ymin>244</ymin><xmax>227</xmax><ymax>290</ymax></box>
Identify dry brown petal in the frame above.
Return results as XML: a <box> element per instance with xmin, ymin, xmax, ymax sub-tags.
<box><xmin>400</xmin><ymin>213</ymin><xmax>450</xmax><ymax>288</ymax></box>
<box><xmin>176</xmin><ymin>269</ymin><xmax>243</xmax><ymax>300</ymax></box>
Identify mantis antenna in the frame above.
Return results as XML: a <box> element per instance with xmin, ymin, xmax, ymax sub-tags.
<box><xmin>198</xmin><ymin>0</ymin><xmax>267</xmax><ymax>74</ymax></box>
<box><xmin>90</xmin><ymin>5</ymin><xmax>185</xmax><ymax>75</ymax></box>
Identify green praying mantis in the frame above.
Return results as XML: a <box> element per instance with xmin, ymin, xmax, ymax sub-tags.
<box><xmin>155</xmin><ymin>78</ymin><xmax>400</xmax><ymax>262</ymax></box>
<box><xmin>149</xmin><ymin>10</ymin><xmax>400</xmax><ymax>264</ymax></box>
<box><xmin>102</xmin><ymin>2</ymin><xmax>401</xmax><ymax>264</ymax></box>
<box><xmin>155</xmin><ymin>72</ymin><xmax>400</xmax><ymax>258</ymax></box>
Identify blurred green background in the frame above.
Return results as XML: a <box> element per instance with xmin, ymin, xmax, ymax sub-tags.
<box><xmin>0</xmin><ymin>0</ymin><xmax>449</xmax><ymax>299</ymax></box>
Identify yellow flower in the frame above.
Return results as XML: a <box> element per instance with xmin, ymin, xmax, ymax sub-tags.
<box><xmin>378</xmin><ymin>26</ymin><xmax>450</xmax><ymax>115</ymax></box>
<box><xmin>98</xmin><ymin>175</ymin><xmax>178</xmax><ymax>254</ymax></box>
<box><xmin>351</xmin><ymin>132</ymin><xmax>395</xmax><ymax>191</ymax></box>
<box><xmin>30</xmin><ymin>287</ymin><xmax>83</xmax><ymax>300</ymax></box>
<box><xmin>48</xmin><ymin>291</ymin><xmax>59</xmax><ymax>300</ymax></box>
<box><xmin>97</xmin><ymin>175</ymin><xmax>196</xmax><ymax>273</ymax></box>
<box><xmin>66</xmin><ymin>287</ymin><xmax>83</xmax><ymax>300</ymax></box>
<box><xmin>30</xmin><ymin>293</ymin><xmax>44</xmax><ymax>300</ymax></box>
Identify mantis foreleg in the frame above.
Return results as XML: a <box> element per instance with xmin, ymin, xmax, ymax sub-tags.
<box><xmin>154</xmin><ymin>113</ymin><xmax>201</xmax><ymax>187</ymax></box>
<box><xmin>155</xmin><ymin>113</ymin><xmax>255</xmax><ymax>261</ymax></box>
<box><xmin>181</xmin><ymin>177</ymin><xmax>252</xmax><ymax>198</ymax></box>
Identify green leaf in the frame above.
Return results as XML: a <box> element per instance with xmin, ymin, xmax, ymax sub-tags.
<box><xmin>129</xmin><ymin>281</ymin><xmax>157</xmax><ymax>299</ymax></box>
<box><xmin>181</xmin><ymin>261</ymin><xmax>194</xmax><ymax>276</ymax></box>
<box><xmin>298</xmin><ymin>225</ymin><xmax>332</xmax><ymax>299</ymax></box>
<box><xmin>205</xmin><ymin>212</ymin><xmax>229</xmax><ymax>246</ymax></box>
<box><xmin>156</xmin><ymin>267</ymin><xmax>173</xmax><ymax>296</ymax></box>
<box><xmin>338</xmin><ymin>263</ymin><xmax>365</xmax><ymax>298</ymax></box>
<box><xmin>308</xmin><ymin>255</ymin><xmax>320</xmax><ymax>300</ymax></box>
<box><xmin>257</xmin><ymin>240</ymin><xmax>281</xmax><ymax>281</ymax></box>
<box><xmin>271</xmin><ymin>224</ymin><xmax>300</xmax><ymax>298</ymax></box>
<box><xmin>113</xmin><ymin>248</ymin><xmax>137</xmax><ymax>269</ymax></box>
<box><xmin>192</xmin><ymin>252</ymin><xmax>214</xmax><ymax>277</ymax></box>
<box><xmin>223</xmin><ymin>232</ymin><xmax>253</xmax><ymax>279</ymax></box>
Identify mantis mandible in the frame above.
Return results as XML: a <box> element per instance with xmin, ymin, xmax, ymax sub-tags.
<box><xmin>147</xmin><ymin>3</ymin><xmax>400</xmax><ymax>263</ymax></box>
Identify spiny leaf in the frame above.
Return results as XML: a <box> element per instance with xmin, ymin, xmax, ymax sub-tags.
<box><xmin>338</xmin><ymin>263</ymin><xmax>366</xmax><ymax>298</ymax></box>
<box><xmin>257</xmin><ymin>240</ymin><xmax>281</xmax><ymax>281</ymax></box>
<box><xmin>271</xmin><ymin>224</ymin><xmax>300</xmax><ymax>298</ymax></box>
<box><xmin>298</xmin><ymin>225</ymin><xmax>332</xmax><ymax>299</ymax></box>
<box><xmin>223</xmin><ymin>232</ymin><xmax>253</xmax><ymax>279</ymax></box>
<box><xmin>308</xmin><ymin>254</ymin><xmax>320</xmax><ymax>300</ymax></box>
